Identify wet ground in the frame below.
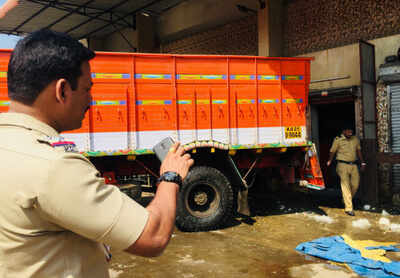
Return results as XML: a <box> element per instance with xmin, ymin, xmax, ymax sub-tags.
<box><xmin>109</xmin><ymin>187</ymin><xmax>400</xmax><ymax>278</ymax></box>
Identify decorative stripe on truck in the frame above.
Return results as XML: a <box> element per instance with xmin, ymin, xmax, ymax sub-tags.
<box><xmin>91</xmin><ymin>73</ymin><xmax>130</xmax><ymax>79</ymax></box>
<box><xmin>87</xmin><ymin>73</ymin><xmax>306</xmax><ymax>81</ymax></box>
<box><xmin>91</xmin><ymin>100</ymin><xmax>126</xmax><ymax>105</ymax></box>
<box><xmin>79</xmin><ymin>140</ymin><xmax>312</xmax><ymax>157</ymax></box>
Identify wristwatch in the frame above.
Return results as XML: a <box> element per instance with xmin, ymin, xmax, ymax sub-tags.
<box><xmin>157</xmin><ymin>171</ymin><xmax>183</xmax><ymax>188</ymax></box>
<box><xmin>361</xmin><ymin>162</ymin><xmax>367</xmax><ymax>166</ymax></box>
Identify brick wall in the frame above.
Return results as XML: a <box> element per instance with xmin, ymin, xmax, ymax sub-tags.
<box><xmin>161</xmin><ymin>15</ymin><xmax>257</xmax><ymax>55</ymax></box>
<box><xmin>284</xmin><ymin>0</ymin><xmax>400</xmax><ymax>56</ymax></box>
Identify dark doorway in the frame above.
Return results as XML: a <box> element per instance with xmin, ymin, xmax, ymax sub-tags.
<box><xmin>312</xmin><ymin>101</ymin><xmax>356</xmax><ymax>188</ymax></box>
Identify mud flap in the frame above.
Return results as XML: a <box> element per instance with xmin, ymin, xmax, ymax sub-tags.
<box><xmin>237</xmin><ymin>187</ymin><xmax>250</xmax><ymax>216</ymax></box>
<box><xmin>227</xmin><ymin>156</ymin><xmax>250</xmax><ymax>216</ymax></box>
<box><xmin>300</xmin><ymin>144</ymin><xmax>325</xmax><ymax>190</ymax></box>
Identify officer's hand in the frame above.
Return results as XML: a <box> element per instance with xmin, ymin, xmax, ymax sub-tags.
<box><xmin>326</xmin><ymin>160</ymin><xmax>331</xmax><ymax>167</ymax></box>
<box><xmin>160</xmin><ymin>142</ymin><xmax>194</xmax><ymax>180</ymax></box>
<box><xmin>360</xmin><ymin>164</ymin><xmax>366</xmax><ymax>172</ymax></box>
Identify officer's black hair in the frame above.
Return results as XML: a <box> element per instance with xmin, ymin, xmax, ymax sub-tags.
<box><xmin>7</xmin><ymin>29</ymin><xmax>95</xmax><ymax>105</ymax></box>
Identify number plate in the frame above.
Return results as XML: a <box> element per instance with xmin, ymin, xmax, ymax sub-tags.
<box><xmin>285</xmin><ymin>126</ymin><xmax>302</xmax><ymax>139</ymax></box>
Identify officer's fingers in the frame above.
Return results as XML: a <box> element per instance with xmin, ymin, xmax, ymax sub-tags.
<box><xmin>169</xmin><ymin>142</ymin><xmax>180</xmax><ymax>153</ymax></box>
<box><xmin>182</xmin><ymin>153</ymin><xmax>191</xmax><ymax>160</ymax></box>
<box><xmin>175</xmin><ymin>144</ymin><xmax>185</xmax><ymax>156</ymax></box>
<box><xmin>187</xmin><ymin>159</ymin><xmax>195</xmax><ymax>167</ymax></box>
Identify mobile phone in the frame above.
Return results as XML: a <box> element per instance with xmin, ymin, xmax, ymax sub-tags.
<box><xmin>152</xmin><ymin>137</ymin><xmax>175</xmax><ymax>162</ymax></box>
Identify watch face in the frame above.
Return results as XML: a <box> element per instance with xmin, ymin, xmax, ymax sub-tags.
<box><xmin>160</xmin><ymin>171</ymin><xmax>182</xmax><ymax>186</ymax></box>
<box><xmin>164</xmin><ymin>172</ymin><xmax>176</xmax><ymax>179</ymax></box>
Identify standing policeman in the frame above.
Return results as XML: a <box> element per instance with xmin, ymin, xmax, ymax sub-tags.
<box><xmin>0</xmin><ymin>29</ymin><xmax>193</xmax><ymax>277</ymax></box>
<box><xmin>327</xmin><ymin>126</ymin><xmax>366</xmax><ymax>216</ymax></box>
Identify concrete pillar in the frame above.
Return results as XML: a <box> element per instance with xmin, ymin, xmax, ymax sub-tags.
<box><xmin>258</xmin><ymin>0</ymin><xmax>283</xmax><ymax>57</ymax></box>
<box><xmin>136</xmin><ymin>13</ymin><xmax>158</xmax><ymax>53</ymax></box>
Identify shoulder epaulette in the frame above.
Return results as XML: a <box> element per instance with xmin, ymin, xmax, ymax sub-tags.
<box><xmin>37</xmin><ymin>136</ymin><xmax>78</xmax><ymax>153</ymax></box>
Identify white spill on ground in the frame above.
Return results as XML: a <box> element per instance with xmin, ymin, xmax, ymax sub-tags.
<box><xmin>382</xmin><ymin>210</ymin><xmax>390</xmax><ymax>216</ymax></box>
<box><xmin>379</xmin><ymin>217</ymin><xmax>400</xmax><ymax>232</ymax></box>
<box><xmin>210</xmin><ymin>230</ymin><xmax>225</xmax><ymax>235</ymax></box>
<box><xmin>352</xmin><ymin>219</ymin><xmax>371</xmax><ymax>229</ymax></box>
<box><xmin>109</xmin><ymin>269</ymin><xmax>123</xmax><ymax>278</ymax></box>
<box><xmin>305</xmin><ymin>213</ymin><xmax>335</xmax><ymax>224</ymax></box>
<box><xmin>289</xmin><ymin>263</ymin><xmax>358</xmax><ymax>278</ymax></box>
<box><xmin>178</xmin><ymin>254</ymin><xmax>206</xmax><ymax>265</ymax></box>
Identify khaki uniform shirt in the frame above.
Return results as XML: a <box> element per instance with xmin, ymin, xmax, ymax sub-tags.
<box><xmin>330</xmin><ymin>134</ymin><xmax>361</xmax><ymax>162</ymax></box>
<box><xmin>0</xmin><ymin>113</ymin><xmax>149</xmax><ymax>278</ymax></box>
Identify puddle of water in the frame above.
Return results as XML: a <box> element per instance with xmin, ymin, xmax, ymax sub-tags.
<box><xmin>289</xmin><ymin>263</ymin><xmax>358</xmax><ymax>278</ymax></box>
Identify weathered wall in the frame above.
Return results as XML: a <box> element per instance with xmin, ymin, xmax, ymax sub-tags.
<box><xmin>298</xmin><ymin>34</ymin><xmax>400</xmax><ymax>91</ymax></box>
<box><xmin>88</xmin><ymin>28</ymin><xmax>137</xmax><ymax>52</ymax></box>
<box><xmin>298</xmin><ymin>44</ymin><xmax>361</xmax><ymax>90</ymax></box>
<box><xmin>160</xmin><ymin>15</ymin><xmax>257</xmax><ymax>55</ymax></box>
<box><xmin>158</xmin><ymin>0</ymin><xmax>258</xmax><ymax>43</ymax></box>
<box><xmin>284</xmin><ymin>0</ymin><xmax>400</xmax><ymax>57</ymax></box>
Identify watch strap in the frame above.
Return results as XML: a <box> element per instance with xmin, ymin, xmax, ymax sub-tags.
<box><xmin>157</xmin><ymin>171</ymin><xmax>183</xmax><ymax>187</ymax></box>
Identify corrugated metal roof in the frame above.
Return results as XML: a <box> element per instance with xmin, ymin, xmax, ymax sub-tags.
<box><xmin>0</xmin><ymin>0</ymin><xmax>188</xmax><ymax>39</ymax></box>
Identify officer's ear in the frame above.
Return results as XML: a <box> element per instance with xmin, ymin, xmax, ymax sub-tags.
<box><xmin>55</xmin><ymin>79</ymin><xmax>68</xmax><ymax>104</ymax></box>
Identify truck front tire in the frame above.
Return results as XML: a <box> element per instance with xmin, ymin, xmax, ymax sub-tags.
<box><xmin>176</xmin><ymin>166</ymin><xmax>234</xmax><ymax>232</ymax></box>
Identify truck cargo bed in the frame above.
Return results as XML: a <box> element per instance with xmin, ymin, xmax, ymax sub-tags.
<box><xmin>0</xmin><ymin>50</ymin><xmax>312</xmax><ymax>156</ymax></box>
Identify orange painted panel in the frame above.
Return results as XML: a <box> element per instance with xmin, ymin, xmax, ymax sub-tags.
<box><xmin>211</xmin><ymin>85</ymin><xmax>229</xmax><ymax>130</ymax></box>
<box><xmin>176</xmin><ymin>57</ymin><xmax>227</xmax><ymax>84</ymax></box>
<box><xmin>0</xmin><ymin>51</ymin><xmax>10</xmax><ymax>113</ymax></box>
<box><xmin>231</xmin><ymin>85</ymin><xmax>257</xmax><ymax>129</ymax></box>
<box><xmin>176</xmin><ymin>85</ymin><xmax>195</xmax><ymax>131</ymax></box>
<box><xmin>135</xmin><ymin>56</ymin><xmax>173</xmax><ymax>85</ymax></box>
<box><xmin>0</xmin><ymin>81</ymin><xmax>9</xmax><ymax>113</ymax></box>
<box><xmin>281</xmin><ymin>60</ymin><xmax>307</xmax><ymax>85</ymax></box>
<box><xmin>282</xmin><ymin>84</ymin><xmax>306</xmax><ymax>126</ymax></box>
<box><xmin>90</xmin><ymin>83</ymin><xmax>128</xmax><ymax>133</ymax></box>
<box><xmin>258</xmin><ymin>85</ymin><xmax>281</xmax><ymax>127</ymax></box>
<box><xmin>229</xmin><ymin>58</ymin><xmax>256</xmax><ymax>84</ymax></box>
<box><xmin>135</xmin><ymin>83</ymin><xmax>176</xmax><ymax>131</ymax></box>
<box><xmin>194</xmin><ymin>86</ymin><xmax>212</xmax><ymax>130</ymax></box>
<box><xmin>90</xmin><ymin>53</ymin><xmax>131</xmax><ymax>84</ymax></box>
<box><xmin>257</xmin><ymin>60</ymin><xmax>281</xmax><ymax>84</ymax></box>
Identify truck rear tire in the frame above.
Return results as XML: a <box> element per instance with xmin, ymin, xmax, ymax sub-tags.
<box><xmin>176</xmin><ymin>166</ymin><xmax>234</xmax><ymax>232</ymax></box>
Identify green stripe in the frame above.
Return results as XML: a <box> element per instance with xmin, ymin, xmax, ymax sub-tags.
<box><xmin>212</xmin><ymin>100</ymin><xmax>227</xmax><ymax>104</ymax></box>
<box><xmin>177</xmin><ymin>100</ymin><xmax>192</xmax><ymax>104</ymax></box>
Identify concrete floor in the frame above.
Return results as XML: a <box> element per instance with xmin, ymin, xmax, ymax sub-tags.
<box><xmin>108</xmin><ymin>188</ymin><xmax>400</xmax><ymax>278</ymax></box>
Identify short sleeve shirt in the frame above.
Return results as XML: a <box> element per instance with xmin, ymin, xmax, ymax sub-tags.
<box><xmin>330</xmin><ymin>134</ymin><xmax>361</xmax><ymax>162</ymax></box>
<box><xmin>0</xmin><ymin>113</ymin><xmax>149</xmax><ymax>278</ymax></box>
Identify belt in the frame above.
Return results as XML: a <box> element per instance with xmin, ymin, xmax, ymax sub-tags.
<box><xmin>337</xmin><ymin>160</ymin><xmax>357</xmax><ymax>165</ymax></box>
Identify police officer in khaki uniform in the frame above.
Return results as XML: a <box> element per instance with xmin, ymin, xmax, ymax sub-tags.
<box><xmin>327</xmin><ymin>126</ymin><xmax>366</xmax><ymax>216</ymax></box>
<box><xmin>0</xmin><ymin>29</ymin><xmax>194</xmax><ymax>277</ymax></box>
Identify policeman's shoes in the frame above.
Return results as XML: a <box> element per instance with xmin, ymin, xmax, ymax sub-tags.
<box><xmin>345</xmin><ymin>211</ymin><xmax>355</xmax><ymax>216</ymax></box>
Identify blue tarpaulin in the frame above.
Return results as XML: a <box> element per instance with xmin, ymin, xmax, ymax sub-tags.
<box><xmin>296</xmin><ymin>236</ymin><xmax>400</xmax><ymax>278</ymax></box>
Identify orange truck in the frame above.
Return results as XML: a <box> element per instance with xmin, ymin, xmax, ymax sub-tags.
<box><xmin>0</xmin><ymin>50</ymin><xmax>324</xmax><ymax>231</ymax></box>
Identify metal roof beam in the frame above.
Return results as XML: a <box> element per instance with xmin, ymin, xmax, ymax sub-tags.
<box><xmin>12</xmin><ymin>0</ymin><xmax>54</xmax><ymax>33</ymax></box>
<box><xmin>45</xmin><ymin>0</ymin><xmax>96</xmax><ymax>29</ymax></box>
<box><xmin>28</xmin><ymin>0</ymin><xmax>132</xmax><ymax>29</ymax></box>
<box><xmin>78</xmin><ymin>0</ymin><xmax>162</xmax><ymax>39</ymax></box>
<box><xmin>64</xmin><ymin>0</ymin><xmax>132</xmax><ymax>34</ymax></box>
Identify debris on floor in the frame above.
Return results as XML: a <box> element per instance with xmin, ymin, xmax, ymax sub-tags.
<box><xmin>296</xmin><ymin>235</ymin><xmax>400</xmax><ymax>278</ymax></box>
